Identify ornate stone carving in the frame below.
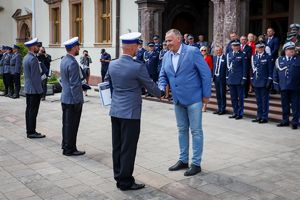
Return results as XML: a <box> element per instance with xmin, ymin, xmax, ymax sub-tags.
<box><xmin>43</xmin><ymin>0</ymin><xmax>62</xmax><ymax>4</ymax></box>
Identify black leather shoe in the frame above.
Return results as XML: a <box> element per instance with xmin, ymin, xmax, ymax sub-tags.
<box><xmin>218</xmin><ymin>111</ymin><xmax>226</xmax><ymax>115</ymax></box>
<box><xmin>259</xmin><ymin>119</ymin><xmax>268</xmax><ymax>124</ymax></box>
<box><xmin>229</xmin><ymin>114</ymin><xmax>237</xmax><ymax>119</ymax></box>
<box><xmin>168</xmin><ymin>160</ymin><xmax>188</xmax><ymax>171</ymax></box>
<box><xmin>27</xmin><ymin>133</ymin><xmax>46</xmax><ymax>139</ymax></box>
<box><xmin>252</xmin><ymin>118</ymin><xmax>261</xmax><ymax>123</ymax></box>
<box><xmin>277</xmin><ymin>122</ymin><xmax>289</xmax><ymax>127</ymax></box>
<box><xmin>63</xmin><ymin>150</ymin><xmax>86</xmax><ymax>156</ymax></box>
<box><xmin>213</xmin><ymin>111</ymin><xmax>219</xmax><ymax>114</ymax></box>
<box><xmin>184</xmin><ymin>164</ymin><xmax>202</xmax><ymax>176</ymax></box>
<box><xmin>120</xmin><ymin>183</ymin><xmax>145</xmax><ymax>191</ymax></box>
<box><xmin>12</xmin><ymin>94</ymin><xmax>20</xmax><ymax>99</ymax></box>
<box><xmin>292</xmin><ymin>125</ymin><xmax>298</xmax><ymax>130</ymax></box>
<box><xmin>235</xmin><ymin>116</ymin><xmax>243</xmax><ymax>120</ymax></box>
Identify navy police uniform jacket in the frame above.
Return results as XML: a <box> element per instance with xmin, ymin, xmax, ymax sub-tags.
<box><xmin>154</xmin><ymin>43</ymin><xmax>162</xmax><ymax>52</ymax></box>
<box><xmin>273</xmin><ymin>56</ymin><xmax>300</xmax><ymax>91</ymax></box>
<box><xmin>60</xmin><ymin>54</ymin><xmax>84</xmax><ymax>104</ymax></box>
<box><xmin>144</xmin><ymin>50</ymin><xmax>159</xmax><ymax>77</ymax></box>
<box><xmin>23</xmin><ymin>52</ymin><xmax>43</xmax><ymax>94</ymax></box>
<box><xmin>136</xmin><ymin>47</ymin><xmax>146</xmax><ymax>63</ymax></box>
<box><xmin>251</xmin><ymin>52</ymin><xmax>273</xmax><ymax>87</ymax></box>
<box><xmin>158</xmin><ymin>49</ymin><xmax>168</xmax><ymax>74</ymax></box>
<box><xmin>226</xmin><ymin>51</ymin><xmax>247</xmax><ymax>85</ymax></box>
<box><xmin>10</xmin><ymin>52</ymin><xmax>22</xmax><ymax>74</ymax></box>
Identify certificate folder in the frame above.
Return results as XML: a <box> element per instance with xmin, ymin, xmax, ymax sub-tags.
<box><xmin>98</xmin><ymin>82</ymin><xmax>111</xmax><ymax>106</ymax></box>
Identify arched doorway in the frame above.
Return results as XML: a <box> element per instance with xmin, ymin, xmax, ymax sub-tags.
<box><xmin>19</xmin><ymin>23</ymin><xmax>31</xmax><ymax>43</ymax></box>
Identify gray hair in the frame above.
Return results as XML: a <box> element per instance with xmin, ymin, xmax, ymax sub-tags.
<box><xmin>166</xmin><ymin>29</ymin><xmax>182</xmax><ymax>38</ymax></box>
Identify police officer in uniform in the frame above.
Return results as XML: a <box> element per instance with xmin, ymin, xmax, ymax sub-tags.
<box><xmin>153</xmin><ymin>35</ymin><xmax>162</xmax><ymax>52</ymax></box>
<box><xmin>60</xmin><ymin>37</ymin><xmax>85</xmax><ymax>156</ymax></box>
<box><xmin>10</xmin><ymin>45</ymin><xmax>22</xmax><ymax>99</ymax></box>
<box><xmin>0</xmin><ymin>46</ymin><xmax>6</xmax><ymax>87</ymax></box>
<box><xmin>2</xmin><ymin>46</ymin><xmax>14</xmax><ymax>97</ymax></box>
<box><xmin>158</xmin><ymin>41</ymin><xmax>168</xmax><ymax>74</ymax></box>
<box><xmin>144</xmin><ymin>42</ymin><xmax>159</xmax><ymax>84</ymax></box>
<box><xmin>104</xmin><ymin>32</ymin><xmax>163</xmax><ymax>190</ymax></box>
<box><xmin>213</xmin><ymin>46</ymin><xmax>227</xmax><ymax>115</ymax></box>
<box><xmin>136</xmin><ymin>39</ymin><xmax>146</xmax><ymax>63</ymax></box>
<box><xmin>273</xmin><ymin>42</ymin><xmax>300</xmax><ymax>129</ymax></box>
<box><xmin>187</xmin><ymin>35</ymin><xmax>198</xmax><ymax>48</ymax></box>
<box><xmin>23</xmin><ymin>38</ymin><xmax>45</xmax><ymax>139</ymax></box>
<box><xmin>286</xmin><ymin>32</ymin><xmax>300</xmax><ymax>56</ymax></box>
<box><xmin>251</xmin><ymin>42</ymin><xmax>273</xmax><ymax>123</ymax></box>
<box><xmin>226</xmin><ymin>40</ymin><xmax>247</xmax><ymax>119</ymax></box>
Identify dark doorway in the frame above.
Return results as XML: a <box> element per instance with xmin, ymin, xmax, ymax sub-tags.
<box><xmin>163</xmin><ymin>0</ymin><xmax>209</xmax><ymax>42</ymax></box>
<box><xmin>171</xmin><ymin>12</ymin><xmax>195</xmax><ymax>35</ymax></box>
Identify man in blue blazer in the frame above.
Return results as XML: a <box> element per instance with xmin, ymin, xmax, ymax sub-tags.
<box><xmin>23</xmin><ymin>38</ymin><xmax>45</xmax><ymax>139</ymax></box>
<box><xmin>159</xmin><ymin>29</ymin><xmax>211</xmax><ymax>176</ymax></box>
<box><xmin>251</xmin><ymin>42</ymin><xmax>273</xmax><ymax>123</ymax></box>
<box><xmin>60</xmin><ymin>37</ymin><xmax>85</xmax><ymax>156</ymax></box>
<box><xmin>213</xmin><ymin>46</ymin><xmax>227</xmax><ymax>115</ymax></box>
<box><xmin>266</xmin><ymin>28</ymin><xmax>280</xmax><ymax>62</ymax></box>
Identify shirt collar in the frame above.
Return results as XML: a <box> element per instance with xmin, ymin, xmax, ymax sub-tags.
<box><xmin>171</xmin><ymin>44</ymin><xmax>182</xmax><ymax>55</ymax></box>
<box><xmin>122</xmin><ymin>54</ymin><xmax>133</xmax><ymax>58</ymax></box>
<box><xmin>67</xmin><ymin>53</ymin><xmax>76</xmax><ymax>58</ymax></box>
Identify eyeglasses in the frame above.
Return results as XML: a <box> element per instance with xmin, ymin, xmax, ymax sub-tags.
<box><xmin>201</xmin><ymin>50</ymin><xmax>207</xmax><ymax>52</ymax></box>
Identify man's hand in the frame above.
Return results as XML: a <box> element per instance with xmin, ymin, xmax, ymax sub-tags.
<box><xmin>202</xmin><ymin>97</ymin><xmax>209</xmax><ymax>104</ymax></box>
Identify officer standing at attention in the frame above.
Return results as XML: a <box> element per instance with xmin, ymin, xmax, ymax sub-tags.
<box><xmin>60</xmin><ymin>37</ymin><xmax>85</xmax><ymax>156</ymax></box>
<box><xmin>251</xmin><ymin>42</ymin><xmax>273</xmax><ymax>123</ymax></box>
<box><xmin>10</xmin><ymin>45</ymin><xmax>22</xmax><ymax>99</ymax></box>
<box><xmin>153</xmin><ymin>35</ymin><xmax>162</xmax><ymax>52</ymax></box>
<box><xmin>136</xmin><ymin>39</ymin><xmax>146</xmax><ymax>63</ymax></box>
<box><xmin>213</xmin><ymin>46</ymin><xmax>227</xmax><ymax>115</ymax></box>
<box><xmin>23</xmin><ymin>38</ymin><xmax>45</xmax><ymax>139</ymax></box>
<box><xmin>226</xmin><ymin>39</ymin><xmax>247</xmax><ymax>120</ymax></box>
<box><xmin>2</xmin><ymin>46</ymin><xmax>14</xmax><ymax>97</ymax></box>
<box><xmin>144</xmin><ymin>42</ymin><xmax>159</xmax><ymax>84</ymax></box>
<box><xmin>104</xmin><ymin>32</ymin><xmax>163</xmax><ymax>191</ymax></box>
<box><xmin>273</xmin><ymin>42</ymin><xmax>300</xmax><ymax>129</ymax></box>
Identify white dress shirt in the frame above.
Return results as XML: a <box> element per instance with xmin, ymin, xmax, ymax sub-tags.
<box><xmin>171</xmin><ymin>44</ymin><xmax>182</xmax><ymax>72</ymax></box>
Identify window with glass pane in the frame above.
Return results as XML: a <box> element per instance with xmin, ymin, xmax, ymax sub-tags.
<box><xmin>96</xmin><ymin>0</ymin><xmax>111</xmax><ymax>43</ymax></box>
<box><xmin>49</xmin><ymin>4</ymin><xmax>61</xmax><ymax>45</ymax></box>
<box><xmin>71</xmin><ymin>2</ymin><xmax>82</xmax><ymax>42</ymax></box>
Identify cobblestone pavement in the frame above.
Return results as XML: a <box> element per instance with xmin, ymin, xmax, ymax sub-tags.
<box><xmin>0</xmin><ymin>90</ymin><xmax>300</xmax><ymax>200</ymax></box>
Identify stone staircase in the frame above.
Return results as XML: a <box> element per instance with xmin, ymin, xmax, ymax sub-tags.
<box><xmin>143</xmin><ymin>86</ymin><xmax>283</xmax><ymax>122</ymax></box>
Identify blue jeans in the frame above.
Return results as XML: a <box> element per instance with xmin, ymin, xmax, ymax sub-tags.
<box><xmin>174</xmin><ymin>101</ymin><xmax>203</xmax><ymax>166</ymax></box>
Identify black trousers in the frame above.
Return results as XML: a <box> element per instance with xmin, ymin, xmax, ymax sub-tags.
<box><xmin>101</xmin><ymin>67</ymin><xmax>108</xmax><ymax>82</ymax></box>
<box><xmin>280</xmin><ymin>90</ymin><xmax>299</xmax><ymax>126</ymax></box>
<box><xmin>62</xmin><ymin>103</ymin><xmax>82</xmax><ymax>153</ymax></box>
<box><xmin>3</xmin><ymin>73</ymin><xmax>14</xmax><ymax>95</ymax></box>
<box><xmin>13</xmin><ymin>73</ymin><xmax>21</xmax><ymax>96</ymax></box>
<box><xmin>42</xmin><ymin>78</ymin><xmax>48</xmax><ymax>98</ymax></box>
<box><xmin>26</xmin><ymin>94</ymin><xmax>41</xmax><ymax>135</ymax></box>
<box><xmin>111</xmin><ymin>117</ymin><xmax>140</xmax><ymax>188</ymax></box>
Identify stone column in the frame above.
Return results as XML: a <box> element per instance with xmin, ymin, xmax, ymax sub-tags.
<box><xmin>135</xmin><ymin>0</ymin><xmax>166</xmax><ymax>44</ymax></box>
<box><xmin>211</xmin><ymin>0</ymin><xmax>225</xmax><ymax>48</ymax></box>
<box><xmin>223</xmin><ymin>0</ymin><xmax>240</xmax><ymax>46</ymax></box>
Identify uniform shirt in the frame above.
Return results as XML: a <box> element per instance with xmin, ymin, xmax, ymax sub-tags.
<box><xmin>170</xmin><ymin>44</ymin><xmax>182</xmax><ymax>73</ymax></box>
<box><xmin>10</xmin><ymin>52</ymin><xmax>22</xmax><ymax>74</ymax></box>
<box><xmin>100</xmin><ymin>52</ymin><xmax>111</xmax><ymax>71</ymax></box>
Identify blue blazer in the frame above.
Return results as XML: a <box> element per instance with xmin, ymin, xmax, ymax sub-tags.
<box><xmin>266</xmin><ymin>37</ymin><xmax>280</xmax><ymax>59</ymax></box>
<box><xmin>213</xmin><ymin>54</ymin><xmax>227</xmax><ymax>83</ymax></box>
<box><xmin>251</xmin><ymin>52</ymin><xmax>273</xmax><ymax>87</ymax></box>
<box><xmin>159</xmin><ymin>44</ymin><xmax>212</xmax><ymax>106</ymax></box>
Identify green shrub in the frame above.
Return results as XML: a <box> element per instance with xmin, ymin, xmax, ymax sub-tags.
<box><xmin>0</xmin><ymin>75</ymin><xmax>4</xmax><ymax>91</ymax></box>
